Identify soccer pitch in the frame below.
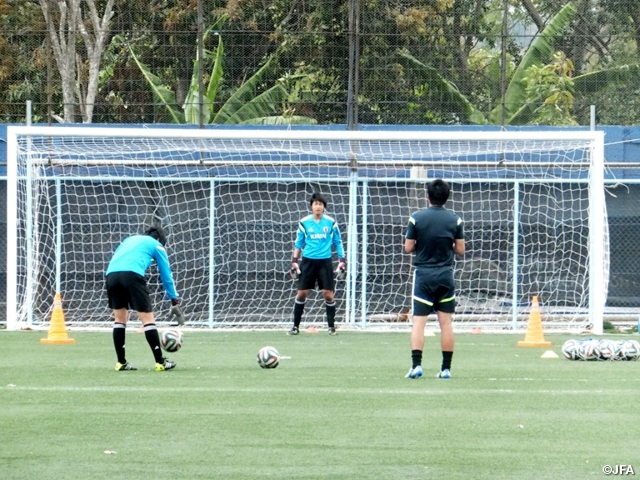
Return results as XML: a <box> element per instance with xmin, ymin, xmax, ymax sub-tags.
<box><xmin>2</xmin><ymin>330</ymin><xmax>638</xmax><ymax>479</ymax></box>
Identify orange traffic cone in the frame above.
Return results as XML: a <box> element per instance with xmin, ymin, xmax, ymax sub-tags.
<box><xmin>518</xmin><ymin>295</ymin><xmax>551</xmax><ymax>347</ymax></box>
<box><xmin>41</xmin><ymin>293</ymin><xmax>75</xmax><ymax>344</ymax></box>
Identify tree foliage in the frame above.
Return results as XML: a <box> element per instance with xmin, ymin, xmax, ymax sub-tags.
<box><xmin>1</xmin><ymin>0</ymin><xmax>640</xmax><ymax>125</ymax></box>
<box><xmin>128</xmin><ymin>18</ymin><xmax>316</xmax><ymax>125</ymax></box>
<box><xmin>398</xmin><ymin>2</ymin><xmax>640</xmax><ymax>125</ymax></box>
<box><xmin>0</xmin><ymin>1</ymin><xmax>48</xmax><ymax>122</ymax></box>
<box><xmin>523</xmin><ymin>51</ymin><xmax>578</xmax><ymax>126</ymax></box>
<box><xmin>39</xmin><ymin>0</ymin><xmax>114</xmax><ymax>123</ymax></box>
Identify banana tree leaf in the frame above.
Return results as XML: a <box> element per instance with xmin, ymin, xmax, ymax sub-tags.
<box><xmin>574</xmin><ymin>64</ymin><xmax>640</xmax><ymax>95</ymax></box>
<box><xmin>128</xmin><ymin>47</ymin><xmax>184</xmax><ymax>124</ymax></box>
<box><xmin>213</xmin><ymin>54</ymin><xmax>279</xmax><ymax>124</ymax></box>
<box><xmin>397</xmin><ymin>49</ymin><xmax>488</xmax><ymax>125</ymax></box>
<box><xmin>491</xmin><ymin>2</ymin><xmax>577</xmax><ymax>125</ymax></box>
<box><xmin>183</xmin><ymin>64</ymin><xmax>210</xmax><ymax>124</ymax></box>
<box><xmin>184</xmin><ymin>20</ymin><xmax>226</xmax><ymax>124</ymax></box>
<box><xmin>504</xmin><ymin>102</ymin><xmax>537</xmax><ymax>126</ymax></box>
<box><xmin>221</xmin><ymin>84</ymin><xmax>290</xmax><ymax>124</ymax></box>
<box><xmin>241</xmin><ymin>116</ymin><xmax>318</xmax><ymax>125</ymax></box>
<box><xmin>206</xmin><ymin>32</ymin><xmax>224</xmax><ymax>108</ymax></box>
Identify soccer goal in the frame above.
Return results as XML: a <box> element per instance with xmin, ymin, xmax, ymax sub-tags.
<box><xmin>6</xmin><ymin>127</ymin><xmax>607</xmax><ymax>333</ymax></box>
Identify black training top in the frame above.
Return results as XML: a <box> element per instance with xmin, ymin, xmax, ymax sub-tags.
<box><xmin>406</xmin><ymin>206</ymin><xmax>464</xmax><ymax>267</ymax></box>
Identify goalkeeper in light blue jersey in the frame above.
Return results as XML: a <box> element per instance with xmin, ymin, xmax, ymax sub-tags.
<box><xmin>287</xmin><ymin>193</ymin><xmax>346</xmax><ymax>336</ymax></box>
<box><xmin>105</xmin><ymin>226</ymin><xmax>184</xmax><ymax>372</ymax></box>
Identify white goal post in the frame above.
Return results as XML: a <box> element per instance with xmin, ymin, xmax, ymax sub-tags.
<box><xmin>6</xmin><ymin>126</ymin><xmax>607</xmax><ymax>333</ymax></box>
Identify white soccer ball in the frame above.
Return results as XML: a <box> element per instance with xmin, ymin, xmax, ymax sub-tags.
<box><xmin>577</xmin><ymin>339</ymin><xmax>600</xmax><ymax>361</ymax></box>
<box><xmin>598</xmin><ymin>339</ymin><xmax>617</xmax><ymax>361</ymax></box>
<box><xmin>612</xmin><ymin>340</ymin><xmax>627</xmax><ymax>361</ymax></box>
<box><xmin>561</xmin><ymin>339</ymin><xmax>580</xmax><ymax>360</ymax></box>
<box><xmin>621</xmin><ymin>340</ymin><xmax>640</xmax><ymax>361</ymax></box>
<box><xmin>160</xmin><ymin>329</ymin><xmax>183</xmax><ymax>352</ymax></box>
<box><xmin>257</xmin><ymin>346</ymin><xmax>280</xmax><ymax>369</ymax></box>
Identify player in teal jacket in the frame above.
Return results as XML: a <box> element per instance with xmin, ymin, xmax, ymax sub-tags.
<box><xmin>105</xmin><ymin>226</ymin><xmax>184</xmax><ymax>372</ymax></box>
<box><xmin>288</xmin><ymin>193</ymin><xmax>346</xmax><ymax>336</ymax></box>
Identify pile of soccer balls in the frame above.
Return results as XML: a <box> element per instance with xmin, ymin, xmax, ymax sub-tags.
<box><xmin>562</xmin><ymin>338</ymin><xmax>640</xmax><ymax>361</ymax></box>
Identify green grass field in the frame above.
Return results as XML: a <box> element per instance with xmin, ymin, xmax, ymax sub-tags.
<box><xmin>2</xmin><ymin>329</ymin><xmax>639</xmax><ymax>479</ymax></box>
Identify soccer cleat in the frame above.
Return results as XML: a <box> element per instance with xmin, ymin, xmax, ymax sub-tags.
<box><xmin>287</xmin><ymin>326</ymin><xmax>299</xmax><ymax>336</ymax></box>
<box><xmin>328</xmin><ymin>327</ymin><xmax>337</xmax><ymax>335</ymax></box>
<box><xmin>436</xmin><ymin>369</ymin><xmax>451</xmax><ymax>379</ymax></box>
<box><xmin>405</xmin><ymin>365</ymin><xmax>423</xmax><ymax>379</ymax></box>
<box><xmin>115</xmin><ymin>362</ymin><xmax>137</xmax><ymax>371</ymax></box>
<box><xmin>155</xmin><ymin>358</ymin><xmax>176</xmax><ymax>371</ymax></box>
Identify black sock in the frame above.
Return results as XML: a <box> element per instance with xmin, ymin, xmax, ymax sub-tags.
<box><xmin>442</xmin><ymin>351</ymin><xmax>453</xmax><ymax>371</ymax></box>
<box><xmin>293</xmin><ymin>299</ymin><xmax>305</xmax><ymax>328</ymax></box>
<box><xmin>411</xmin><ymin>349</ymin><xmax>422</xmax><ymax>368</ymax></box>
<box><xmin>113</xmin><ymin>322</ymin><xmax>127</xmax><ymax>364</ymax></box>
<box><xmin>325</xmin><ymin>301</ymin><xmax>336</xmax><ymax>328</ymax></box>
<box><xmin>143</xmin><ymin>323</ymin><xmax>165</xmax><ymax>363</ymax></box>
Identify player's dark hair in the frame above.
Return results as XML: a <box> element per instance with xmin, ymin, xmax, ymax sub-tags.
<box><xmin>427</xmin><ymin>179</ymin><xmax>450</xmax><ymax>206</ymax></box>
<box><xmin>144</xmin><ymin>226</ymin><xmax>167</xmax><ymax>246</ymax></box>
<box><xmin>310</xmin><ymin>192</ymin><xmax>327</xmax><ymax>208</ymax></box>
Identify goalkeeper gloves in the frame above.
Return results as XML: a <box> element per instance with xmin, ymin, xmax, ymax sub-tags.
<box><xmin>168</xmin><ymin>298</ymin><xmax>185</xmax><ymax>326</ymax></box>
<box><xmin>289</xmin><ymin>257</ymin><xmax>301</xmax><ymax>280</ymax></box>
<box><xmin>335</xmin><ymin>258</ymin><xmax>347</xmax><ymax>280</ymax></box>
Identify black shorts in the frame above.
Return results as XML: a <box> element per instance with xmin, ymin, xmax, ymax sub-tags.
<box><xmin>106</xmin><ymin>271</ymin><xmax>153</xmax><ymax>312</ymax></box>
<box><xmin>298</xmin><ymin>258</ymin><xmax>335</xmax><ymax>291</ymax></box>
<box><xmin>412</xmin><ymin>266</ymin><xmax>456</xmax><ymax>315</ymax></box>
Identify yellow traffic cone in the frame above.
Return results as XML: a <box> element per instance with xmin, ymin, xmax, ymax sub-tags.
<box><xmin>41</xmin><ymin>293</ymin><xmax>75</xmax><ymax>344</ymax></box>
<box><xmin>517</xmin><ymin>295</ymin><xmax>551</xmax><ymax>347</ymax></box>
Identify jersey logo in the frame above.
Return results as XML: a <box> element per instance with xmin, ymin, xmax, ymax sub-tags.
<box><xmin>323</xmin><ymin>226</ymin><xmax>329</xmax><ymax>233</ymax></box>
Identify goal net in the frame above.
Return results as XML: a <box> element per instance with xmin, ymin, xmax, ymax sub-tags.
<box><xmin>6</xmin><ymin>127</ymin><xmax>607</xmax><ymax>333</ymax></box>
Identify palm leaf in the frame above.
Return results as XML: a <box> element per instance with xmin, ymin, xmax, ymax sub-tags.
<box><xmin>205</xmin><ymin>32</ymin><xmax>224</xmax><ymax>108</ymax></box>
<box><xmin>183</xmin><ymin>18</ymin><xmax>226</xmax><ymax>124</ymax></box>
<box><xmin>491</xmin><ymin>2</ymin><xmax>577</xmax><ymax>125</ymax></box>
<box><xmin>221</xmin><ymin>84</ymin><xmax>290</xmax><ymax>124</ymax></box>
<box><xmin>128</xmin><ymin>47</ymin><xmax>184</xmax><ymax>124</ymax></box>
<box><xmin>574</xmin><ymin>64</ymin><xmax>640</xmax><ymax>94</ymax></box>
<box><xmin>397</xmin><ymin>49</ymin><xmax>488</xmax><ymax>125</ymax></box>
<box><xmin>225</xmin><ymin>82</ymin><xmax>317</xmax><ymax>124</ymax></box>
<box><xmin>213</xmin><ymin>53</ymin><xmax>279</xmax><ymax>124</ymax></box>
<box><xmin>183</xmin><ymin>61</ymin><xmax>209</xmax><ymax>124</ymax></box>
<box><xmin>504</xmin><ymin>103</ymin><xmax>538</xmax><ymax>126</ymax></box>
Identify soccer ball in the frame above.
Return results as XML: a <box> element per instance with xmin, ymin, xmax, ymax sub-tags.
<box><xmin>598</xmin><ymin>339</ymin><xmax>617</xmax><ymax>361</ymax></box>
<box><xmin>621</xmin><ymin>340</ymin><xmax>640</xmax><ymax>361</ymax></box>
<box><xmin>160</xmin><ymin>329</ymin><xmax>183</xmax><ymax>352</ymax></box>
<box><xmin>612</xmin><ymin>340</ymin><xmax>627</xmax><ymax>361</ymax></box>
<box><xmin>577</xmin><ymin>339</ymin><xmax>600</xmax><ymax>361</ymax></box>
<box><xmin>257</xmin><ymin>346</ymin><xmax>280</xmax><ymax>369</ymax></box>
<box><xmin>561</xmin><ymin>339</ymin><xmax>580</xmax><ymax>360</ymax></box>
